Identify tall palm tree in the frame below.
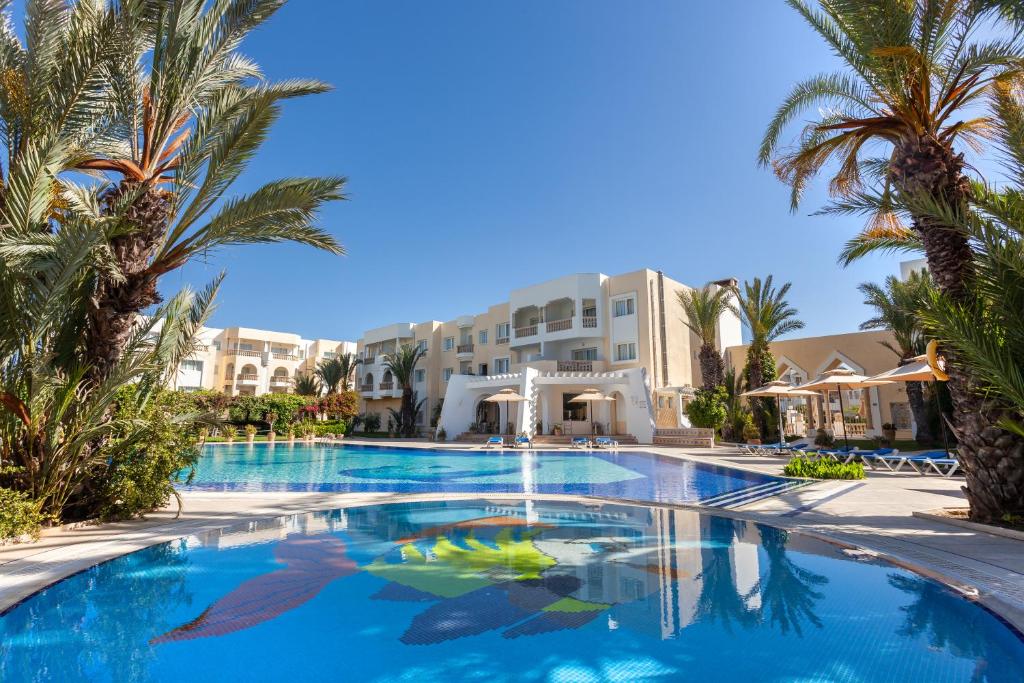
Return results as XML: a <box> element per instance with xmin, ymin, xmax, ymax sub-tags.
<box><xmin>315</xmin><ymin>358</ymin><xmax>344</xmax><ymax>395</ymax></box>
<box><xmin>859</xmin><ymin>271</ymin><xmax>936</xmax><ymax>445</ymax></box>
<box><xmin>383</xmin><ymin>344</ymin><xmax>426</xmax><ymax>437</ymax></box>
<box><xmin>734</xmin><ymin>276</ymin><xmax>805</xmax><ymax>438</ymax></box>
<box><xmin>337</xmin><ymin>352</ymin><xmax>360</xmax><ymax>392</ymax></box>
<box><xmin>292</xmin><ymin>374</ymin><xmax>321</xmax><ymax>397</ymax></box>
<box><xmin>677</xmin><ymin>284</ymin><xmax>731</xmax><ymax>390</ymax></box>
<box><xmin>761</xmin><ymin>0</ymin><xmax>1024</xmax><ymax>521</ymax></box>
<box><xmin>62</xmin><ymin>0</ymin><xmax>346</xmax><ymax>380</ymax></box>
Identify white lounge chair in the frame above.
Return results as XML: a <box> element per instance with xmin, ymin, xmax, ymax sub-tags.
<box><xmin>910</xmin><ymin>455</ymin><xmax>960</xmax><ymax>477</ymax></box>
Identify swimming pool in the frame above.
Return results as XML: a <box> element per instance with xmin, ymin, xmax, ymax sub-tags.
<box><xmin>2</xmin><ymin>499</ymin><xmax>1021</xmax><ymax>682</ymax></box>
<box><xmin>183</xmin><ymin>443</ymin><xmax>801</xmax><ymax>507</ymax></box>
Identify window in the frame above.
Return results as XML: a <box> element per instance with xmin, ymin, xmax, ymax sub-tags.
<box><xmin>572</xmin><ymin>347</ymin><xmax>598</xmax><ymax>361</ymax></box>
<box><xmin>443</xmin><ymin>337</ymin><xmax>455</xmax><ymax>351</ymax></box>
<box><xmin>271</xmin><ymin>346</ymin><xmax>291</xmax><ymax>355</ymax></box>
<box><xmin>494</xmin><ymin>357</ymin><xmax>510</xmax><ymax>373</ymax></box>
<box><xmin>478</xmin><ymin>330</ymin><xmax>488</xmax><ymax>344</ymax></box>
<box><xmin>443</xmin><ymin>368</ymin><xmax>453</xmax><ymax>382</ymax></box>
<box><xmin>212</xmin><ymin>340</ymin><xmax>221</xmax><ymax>350</ymax></box>
<box><xmin>478</xmin><ymin>363</ymin><xmax>488</xmax><ymax>376</ymax></box>
<box><xmin>416</xmin><ymin>339</ymin><xmax>428</xmax><ymax>353</ymax></box>
<box><xmin>615</xmin><ymin>343</ymin><xmax>637</xmax><ymax>361</ymax></box>
<box><xmin>181</xmin><ymin>360</ymin><xmax>203</xmax><ymax>372</ymax></box>
<box><xmin>496</xmin><ymin>322</ymin><xmax>510</xmax><ymax>340</ymax></box>
<box><xmin>562</xmin><ymin>393</ymin><xmax>587</xmax><ymax>421</ymax></box>
<box><xmin>613</xmin><ymin>298</ymin><xmax>635</xmax><ymax>317</ymax></box>
<box><xmin>323</xmin><ymin>351</ymin><xmax>336</xmax><ymax>360</ymax></box>
<box><xmin>582</xmin><ymin>303</ymin><xmax>597</xmax><ymax>317</ymax></box>
<box><xmin>234</xmin><ymin>342</ymin><xmax>253</xmax><ymax>351</ymax></box>
<box><xmin>414</xmin><ymin>369</ymin><xmax>426</xmax><ymax>383</ymax></box>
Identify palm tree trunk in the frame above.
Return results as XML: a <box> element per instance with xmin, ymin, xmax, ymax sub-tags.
<box><xmin>698</xmin><ymin>343</ymin><xmax>725</xmax><ymax>391</ymax></box>
<box><xmin>892</xmin><ymin>134</ymin><xmax>1024</xmax><ymax>522</ymax></box>
<box><xmin>746</xmin><ymin>346</ymin><xmax>770</xmax><ymax>438</ymax></box>
<box><xmin>904</xmin><ymin>380</ymin><xmax>933</xmax><ymax>446</ymax></box>
<box><xmin>401</xmin><ymin>386</ymin><xmax>414</xmax><ymax>437</ymax></box>
<box><xmin>86</xmin><ymin>181</ymin><xmax>171</xmax><ymax>380</ymax></box>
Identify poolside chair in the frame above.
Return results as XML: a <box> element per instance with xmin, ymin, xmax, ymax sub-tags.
<box><xmin>593</xmin><ymin>436</ymin><xmax>619</xmax><ymax>449</ymax></box>
<box><xmin>909</xmin><ymin>453</ymin><xmax>961</xmax><ymax>477</ymax></box>
<box><xmin>571</xmin><ymin>436</ymin><xmax>592</xmax><ymax>449</ymax></box>
<box><xmin>513</xmin><ymin>435</ymin><xmax>532</xmax><ymax>448</ymax></box>
<box><xmin>855</xmin><ymin>448</ymin><xmax>897</xmax><ymax>467</ymax></box>
<box><xmin>864</xmin><ymin>450</ymin><xmax>936</xmax><ymax>472</ymax></box>
<box><xmin>485</xmin><ymin>436</ymin><xmax>504</xmax><ymax>448</ymax></box>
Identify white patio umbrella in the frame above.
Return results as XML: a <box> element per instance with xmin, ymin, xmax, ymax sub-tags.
<box><xmin>867</xmin><ymin>353</ymin><xmax>952</xmax><ymax>456</ymax></box>
<box><xmin>569</xmin><ymin>387</ymin><xmax>614</xmax><ymax>435</ymax></box>
<box><xmin>797</xmin><ymin>369</ymin><xmax>892</xmax><ymax>449</ymax></box>
<box><xmin>741</xmin><ymin>380</ymin><xmax>819</xmax><ymax>446</ymax></box>
<box><xmin>483</xmin><ymin>388</ymin><xmax>529</xmax><ymax>436</ymax></box>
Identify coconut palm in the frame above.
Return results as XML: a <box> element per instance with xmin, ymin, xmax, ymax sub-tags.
<box><xmin>761</xmin><ymin>0</ymin><xmax>1024</xmax><ymax>521</ymax></box>
<box><xmin>292</xmin><ymin>374</ymin><xmax>321</xmax><ymax>397</ymax></box>
<box><xmin>383</xmin><ymin>344</ymin><xmax>426</xmax><ymax>437</ymax></box>
<box><xmin>336</xmin><ymin>352</ymin><xmax>360</xmax><ymax>392</ymax></box>
<box><xmin>677</xmin><ymin>284</ymin><xmax>730</xmax><ymax>390</ymax></box>
<box><xmin>42</xmin><ymin>0</ymin><xmax>346</xmax><ymax>381</ymax></box>
<box><xmin>859</xmin><ymin>271</ymin><xmax>937</xmax><ymax>445</ymax></box>
<box><xmin>315</xmin><ymin>358</ymin><xmax>345</xmax><ymax>395</ymax></box>
<box><xmin>734</xmin><ymin>276</ymin><xmax>804</xmax><ymax>438</ymax></box>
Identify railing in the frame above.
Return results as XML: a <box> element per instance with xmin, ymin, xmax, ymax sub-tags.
<box><xmin>557</xmin><ymin>360</ymin><xmax>593</xmax><ymax>372</ymax></box>
<box><xmin>515</xmin><ymin>325</ymin><xmax>537</xmax><ymax>338</ymax></box>
<box><xmin>834</xmin><ymin>422</ymin><xmax>867</xmax><ymax>437</ymax></box>
<box><xmin>272</xmin><ymin>352</ymin><xmax>298</xmax><ymax>360</ymax></box>
<box><xmin>362</xmin><ymin>355</ymin><xmax>375</xmax><ymax>364</ymax></box>
<box><xmin>194</xmin><ymin>344</ymin><xmax>210</xmax><ymax>352</ymax></box>
<box><xmin>270</xmin><ymin>375</ymin><xmax>290</xmax><ymax>384</ymax></box>
<box><xmin>229</xmin><ymin>349</ymin><xmax>261</xmax><ymax>358</ymax></box>
<box><xmin>457</xmin><ymin>343</ymin><xmax>474</xmax><ymax>354</ymax></box>
<box><xmin>546</xmin><ymin>318</ymin><xmax>572</xmax><ymax>333</ymax></box>
<box><xmin>359</xmin><ymin>383</ymin><xmax>373</xmax><ymax>392</ymax></box>
<box><xmin>582</xmin><ymin>316</ymin><xmax>598</xmax><ymax>328</ymax></box>
<box><xmin>236</xmin><ymin>373</ymin><xmax>259</xmax><ymax>382</ymax></box>
<box><xmin>379</xmin><ymin>381</ymin><xmax>394</xmax><ymax>390</ymax></box>
<box><xmin>495</xmin><ymin>337</ymin><xmax>509</xmax><ymax>345</ymax></box>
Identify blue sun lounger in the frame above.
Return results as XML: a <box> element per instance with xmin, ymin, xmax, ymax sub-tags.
<box><xmin>513</xmin><ymin>435</ymin><xmax>532</xmax><ymax>448</ymax></box>
<box><xmin>571</xmin><ymin>436</ymin><xmax>592</xmax><ymax>449</ymax></box>
<box><xmin>485</xmin><ymin>436</ymin><xmax>504</xmax><ymax>448</ymax></box>
<box><xmin>593</xmin><ymin>436</ymin><xmax>619</xmax><ymax>449</ymax></box>
<box><xmin>909</xmin><ymin>453</ymin><xmax>961</xmax><ymax>477</ymax></box>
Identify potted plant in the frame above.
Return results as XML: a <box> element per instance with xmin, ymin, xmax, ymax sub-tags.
<box><xmin>552</xmin><ymin>424</ymin><xmax>562</xmax><ymax>436</ymax></box>
<box><xmin>198</xmin><ymin>427</ymin><xmax>208</xmax><ymax>445</ymax></box>
<box><xmin>245</xmin><ymin>424</ymin><xmax>257</xmax><ymax>443</ymax></box>
<box><xmin>286</xmin><ymin>425</ymin><xmax>296</xmax><ymax>443</ymax></box>
<box><xmin>881</xmin><ymin>422</ymin><xmax>896</xmax><ymax>445</ymax></box>
<box><xmin>266</xmin><ymin>412</ymin><xmax>278</xmax><ymax>442</ymax></box>
<box><xmin>223</xmin><ymin>425</ymin><xmax>238</xmax><ymax>443</ymax></box>
<box><xmin>743</xmin><ymin>419</ymin><xmax>761</xmax><ymax>445</ymax></box>
<box><xmin>302</xmin><ymin>423</ymin><xmax>315</xmax><ymax>442</ymax></box>
<box><xmin>436</xmin><ymin>427</ymin><xmax>447</xmax><ymax>442</ymax></box>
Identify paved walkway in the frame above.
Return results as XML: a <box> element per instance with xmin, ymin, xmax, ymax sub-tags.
<box><xmin>2</xmin><ymin>441</ymin><xmax>1021</xmax><ymax>631</ymax></box>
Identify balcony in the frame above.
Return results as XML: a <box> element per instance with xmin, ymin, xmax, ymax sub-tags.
<box><xmin>362</xmin><ymin>355</ymin><xmax>376</xmax><ymax>365</ymax></box>
<box><xmin>359</xmin><ymin>383</ymin><xmax>373</xmax><ymax>394</ymax></box>
<box><xmin>514</xmin><ymin>325</ymin><xmax>537</xmax><ymax>339</ymax></box>
<box><xmin>270</xmin><ymin>375</ymin><xmax>290</xmax><ymax>386</ymax></box>
<box><xmin>456</xmin><ymin>343</ymin><xmax>474</xmax><ymax>359</ymax></box>
<box><xmin>582</xmin><ymin>316</ymin><xmax>598</xmax><ymax>328</ymax></box>
<box><xmin>229</xmin><ymin>349</ymin><xmax>261</xmax><ymax>358</ymax></box>
<box><xmin>557</xmin><ymin>360</ymin><xmax>593</xmax><ymax>372</ymax></box>
<box><xmin>545</xmin><ymin>318</ymin><xmax>572</xmax><ymax>333</ymax></box>
<box><xmin>496</xmin><ymin>336</ymin><xmax>509</xmax><ymax>345</ymax></box>
<box><xmin>272</xmin><ymin>352</ymin><xmax>299</xmax><ymax>361</ymax></box>
<box><xmin>379</xmin><ymin>381</ymin><xmax>394</xmax><ymax>391</ymax></box>
<box><xmin>236</xmin><ymin>373</ymin><xmax>259</xmax><ymax>385</ymax></box>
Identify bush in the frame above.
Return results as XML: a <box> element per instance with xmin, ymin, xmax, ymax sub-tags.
<box><xmin>228</xmin><ymin>393</ymin><xmax>309</xmax><ymax>433</ymax></box>
<box><xmin>685</xmin><ymin>387</ymin><xmax>728</xmax><ymax>430</ymax></box>
<box><xmin>784</xmin><ymin>457</ymin><xmax>865</xmax><ymax>480</ymax></box>
<box><xmin>741</xmin><ymin>414</ymin><xmax>760</xmax><ymax>441</ymax></box>
<box><xmin>244</xmin><ymin>424</ymin><xmax>258</xmax><ymax>437</ymax></box>
<box><xmin>222</xmin><ymin>425</ymin><xmax>238</xmax><ymax>440</ymax></box>
<box><xmin>814</xmin><ymin>428</ymin><xmax>835</xmax><ymax>448</ymax></box>
<box><xmin>362</xmin><ymin>412</ymin><xmax>381</xmax><ymax>432</ymax></box>
<box><xmin>91</xmin><ymin>387</ymin><xmax>203</xmax><ymax>521</ymax></box>
<box><xmin>313</xmin><ymin>420</ymin><xmax>348</xmax><ymax>436</ymax></box>
<box><xmin>0</xmin><ymin>485</ymin><xmax>43</xmax><ymax>541</ymax></box>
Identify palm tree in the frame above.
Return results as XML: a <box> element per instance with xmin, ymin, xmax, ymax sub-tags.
<box><xmin>761</xmin><ymin>0</ymin><xmax>1024</xmax><ymax>521</ymax></box>
<box><xmin>315</xmin><ymin>358</ymin><xmax>345</xmax><ymax>395</ymax></box>
<box><xmin>734</xmin><ymin>276</ymin><xmax>805</xmax><ymax>439</ymax></box>
<box><xmin>337</xmin><ymin>352</ymin><xmax>361</xmax><ymax>392</ymax></box>
<box><xmin>677</xmin><ymin>284</ymin><xmax>730</xmax><ymax>390</ymax></box>
<box><xmin>292</xmin><ymin>374</ymin><xmax>321</xmax><ymax>397</ymax></box>
<box><xmin>57</xmin><ymin>0</ymin><xmax>346</xmax><ymax>380</ymax></box>
<box><xmin>859</xmin><ymin>271</ymin><xmax>937</xmax><ymax>445</ymax></box>
<box><xmin>383</xmin><ymin>344</ymin><xmax>427</xmax><ymax>437</ymax></box>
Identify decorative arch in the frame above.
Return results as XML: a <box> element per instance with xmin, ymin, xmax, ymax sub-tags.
<box><xmin>240</xmin><ymin>364</ymin><xmax>257</xmax><ymax>375</ymax></box>
<box><xmin>814</xmin><ymin>350</ymin><xmax>864</xmax><ymax>376</ymax></box>
<box><xmin>273</xmin><ymin>367</ymin><xmax>289</xmax><ymax>377</ymax></box>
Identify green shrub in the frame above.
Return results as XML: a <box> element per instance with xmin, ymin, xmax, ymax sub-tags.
<box><xmin>244</xmin><ymin>424</ymin><xmax>258</xmax><ymax>437</ymax></box>
<box><xmin>0</xmin><ymin>486</ymin><xmax>44</xmax><ymax>541</ymax></box>
<box><xmin>313</xmin><ymin>420</ymin><xmax>348</xmax><ymax>436</ymax></box>
<box><xmin>222</xmin><ymin>425</ymin><xmax>238</xmax><ymax>440</ymax></box>
<box><xmin>685</xmin><ymin>387</ymin><xmax>728</xmax><ymax>430</ymax></box>
<box><xmin>362</xmin><ymin>412</ymin><xmax>381</xmax><ymax>432</ymax></box>
<box><xmin>814</xmin><ymin>428</ymin><xmax>835</xmax><ymax>448</ymax></box>
<box><xmin>784</xmin><ymin>457</ymin><xmax>865</xmax><ymax>480</ymax></box>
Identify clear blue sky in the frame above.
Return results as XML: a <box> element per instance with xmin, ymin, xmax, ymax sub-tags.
<box><xmin>164</xmin><ymin>0</ymin><xmax>912</xmax><ymax>342</ymax></box>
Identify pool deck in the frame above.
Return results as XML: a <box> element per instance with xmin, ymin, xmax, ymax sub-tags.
<box><xmin>2</xmin><ymin>439</ymin><xmax>1022</xmax><ymax>632</ymax></box>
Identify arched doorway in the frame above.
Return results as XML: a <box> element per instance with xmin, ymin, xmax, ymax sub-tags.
<box><xmin>474</xmin><ymin>397</ymin><xmax>500</xmax><ymax>433</ymax></box>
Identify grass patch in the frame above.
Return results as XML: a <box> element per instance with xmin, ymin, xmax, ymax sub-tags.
<box><xmin>784</xmin><ymin>457</ymin><xmax>865</xmax><ymax>480</ymax></box>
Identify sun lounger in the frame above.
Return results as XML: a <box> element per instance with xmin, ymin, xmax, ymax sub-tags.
<box><xmin>571</xmin><ymin>437</ymin><xmax>592</xmax><ymax>449</ymax></box>
<box><xmin>485</xmin><ymin>436</ymin><xmax>504</xmax><ymax>448</ymax></box>
<box><xmin>513</xmin><ymin>435</ymin><xmax>532</xmax><ymax>448</ymax></box>
<box><xmin>909</xmin><ymin>454</ymin><xmax>961</xmax><ymax>477</ymax></box>
<box><xmin>856</xmin><ymin>448</ymin><xmax>897</xmax><ymax>467</ymax></box>
<box><xmin>593</xmin><ymin>436</ymin><xmax>619</xmax><ymax>449</ymax></box>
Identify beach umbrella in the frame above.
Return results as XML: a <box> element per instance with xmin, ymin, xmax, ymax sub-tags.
<box><xmin>569</xmin><ymin>387</ymin><xmax>614</xmax><ymax>435</ymax></box>
<box><xmin>867</xmin><ymin>353</ymin><xmax>952</xmax><ymax>456</ymax></box>
<box><xmin>797</xmin><ymin>369</ymin><xmax>892</xmax><ymax>449</ymax></box>
<box><xmin>741</xmin><ymin>380</ymin><xmax>819</xmax><ymax>446</ymax></box>
<box><xmin>483</xmin><ymin>388</ymin><xmax>529</xmax><ymax>436</ymax></box>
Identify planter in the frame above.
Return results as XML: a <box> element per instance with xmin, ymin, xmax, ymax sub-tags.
<box><xmin>226</xmin><ymin>437</ymin><xmax>234</xmax><ymax>444</ymax></box>
<box><xmin>287</xmin><ymin>435</ymin><xmax>295</xmax><ymax>443</ymax></box>
<box><xmin>246</xmin><ymin>436</ymin><xmax>255</xmax><ymax>444</ymax></box>
<box><xmin>268</xmin><ymin>432</ymin><xmax>276</xmax><ymax>442</ymax></box>
<box><xmin>746</xmin><ymin>438</ymin><xmax>761</xmax><ymax>445</ymax></box>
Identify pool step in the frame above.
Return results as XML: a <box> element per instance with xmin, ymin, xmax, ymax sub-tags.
<box><xmin>700</xmin><ymin>480</ymin><xmax>808</xmax><ymax>509</ymax></box>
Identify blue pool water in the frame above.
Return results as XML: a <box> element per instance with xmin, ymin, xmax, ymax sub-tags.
<box><xmin>2</xmin><ymin>499</ymin><xmax>1021</xmax><ymax>682</ymax></box>
<box><xmin>183</xmin><ymin>443</ymin><xmax>799</xmax><ymax>506</ymax></box>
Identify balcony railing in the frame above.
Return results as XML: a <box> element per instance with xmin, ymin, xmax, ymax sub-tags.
<box><xmin>194</xmin><ymin>344</ymin><xmax>210</xmax><ymax>352</ymax></box>
<box><xmin>582</xmin><ymin>316</ymin><xmax>598</xmax><ymax>328</ymax></box>
<box><xmin>558</xmin><ymin>360</ymin><xmax>593</xmax><ymax>372</ymax></box>
<box><xmin>362</xmin><ymin>355</ymin><xmax>375</xmax><ymax>364</ymax></box>
<box><xmin>270</xmin><ymin>375</ymin><xmax>290</xmax><ymax>384</ymax></box>
<box><xmin>546</xmin><ymin>318</ymin><xmax>572</xmax><ymax>333</ymax></box>
<box><xmin>236</xmin><ymin>373</ymin><xmax>259</xmax><ymax>382</ymax></box>
<box><xmin>495</xmin><ymin>337</ymin><xmax>509</xmax><ymax>345</ymax></box>
<box><xmin>379</xmin><ymin>381</ymin><xmax>394</xmax><ymax>390</ymax></box>
<box><xmin>229</xmin><ymin>349</ymin><xmax>261</xmax><ymax>358</ymax></box>
<box><xmin>456</xmin><ymin>343</ymin><xmax>474</xmax><ymax>354</ymax></box>
<box><xmin>514</xmin><ymin>325</ymin><xmax>537</xmax><ymax>338</ymax></box>
<box><xmin>359</xmin><ymin>383</ymin><xmax>373</xmax><ymax>392</ymax></box>
<box><xmin>272</xmin><ymin>352</ymin><xmax>298</xmax><ymax>360</ymax></box>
